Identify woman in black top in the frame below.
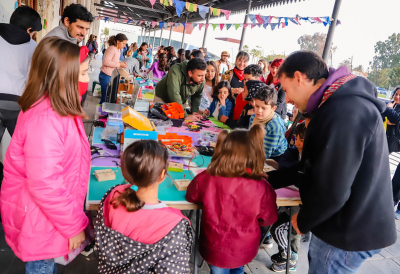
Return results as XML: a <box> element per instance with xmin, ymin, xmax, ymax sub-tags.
<box><xmin>383</xmin><ymin>86</ymin><xmax>400</xmax><ymax>153</ymax></box>
<box><xmin>221</xmin><ymin>51</ymin><xmax>249</xmax><ymax>95</ymax></box>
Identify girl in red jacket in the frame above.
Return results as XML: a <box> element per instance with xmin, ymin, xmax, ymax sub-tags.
<box><xmin>186</xmin><ymin>124</ymin><xmax>278</xmax><ymax>274</ymax></box>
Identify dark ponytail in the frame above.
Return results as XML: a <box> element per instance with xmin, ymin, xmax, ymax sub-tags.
<box><xmin>108</xmin><ymin>33</ymin><xmax>127</xmax><ymax>47</ymax></box>
<box><xmin>108</xmin><ymin>35</ymin><xmax>116</xmax><ymax>46</ymax></box>
<box><xmin>110</xmin><ymin>140</ymin><xmax>169</xmax><ymax>212</ymax></box>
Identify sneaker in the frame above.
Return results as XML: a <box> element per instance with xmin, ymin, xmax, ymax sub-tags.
<box><xmin>263</xmin><ymin>234</ymin><xmax>273</xmax><ymax>249</ymax></box>
<box><xmin>271</xmin><ymin>251</ymin><xmax>298</xmax><ymax>264</ymax></box>
<box><xmin>395</xmin><ymin>209</ymin><xmax>400</xmax><ymax>220</ymax></box>
<box><xmin>271</xmin><ymin>261</ymin><xmax>297</xmax><ymax>272</ymax></box>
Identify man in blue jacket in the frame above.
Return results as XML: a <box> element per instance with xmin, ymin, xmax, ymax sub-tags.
<box><xmin>268</xmin><ymin>51</ymin><xmax>397</xmax><ymax>273</ymax></box>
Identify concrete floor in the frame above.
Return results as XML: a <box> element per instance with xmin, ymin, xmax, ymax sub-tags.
<box><xmin>2</xmin><ymin>56</ymin><xmax>400</xmax><ymax>274</ymax></box>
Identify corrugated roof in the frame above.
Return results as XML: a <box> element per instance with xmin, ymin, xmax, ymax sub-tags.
<box><xmin>96</xmin><ymin>0</ymin><xmax>306</xmax><ymax>28</ymax></box>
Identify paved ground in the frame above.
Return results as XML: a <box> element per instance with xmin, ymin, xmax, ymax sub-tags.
<box><xmin>2</xmin><ymin>57</ymin><xmax>400</xmax><ymax>274</ymax></box>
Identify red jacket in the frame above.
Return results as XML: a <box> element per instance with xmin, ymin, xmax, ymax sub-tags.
<box><xmin>186</xmin><ymin>171</ymin><xmax>278</xmax><ymax>268</ymax></box>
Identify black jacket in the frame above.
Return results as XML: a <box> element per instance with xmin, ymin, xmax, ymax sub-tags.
<box><xmin>268</xmin><ymin>77</ymin><xmax>397</xmax><ymax>251</ymax></box>
<box><xmin>383</xmin><ymin>104</ymin><xmax>400</xmax><ymax>153</ymax></box>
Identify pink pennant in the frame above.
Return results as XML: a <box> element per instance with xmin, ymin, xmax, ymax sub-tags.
<box><xmin>221</xmin><ymin>9</ymin><xmax>231</xmax><ymax>20</ymax></box>
<box><xmin>123</xmin><ymin>19</ymin><xmax>128</xmax><ymax>23</ymax></box>
<box><xmin>295</xmin><ymin>17</ymin><xmax>301</xmax><ymax>25</ymax></box>
<box><xmin>205</xmin><ymin>23</ymin><xmax>210</xmax><ymax>29</ymax></box>
<box><xmin>313</xmin><ymin>17</ymin><xmax>323</xmax><ymax>23</ymax></box>
<box><xmin>256</xmin><ymin>14</ymin><xmax>264</xmax><ymax>25</ymax></box>
<box><xmin>220</xmin><ymin>24</ymin><xmax>225</xmax><ymax>30</ymax></box>
<box><xmin>139</xmin><ymin>20</ymin><xmax>145</xmax><ymax>25</ymax></box>
<box><xmin>149</xmin><ymin>0</ymin><xmax>157</xmax><ymax>8</ymax></box>
<box><xmin>152</xmin><ymin>21</ymin><xmax>157</xmax><ymax>28</ymax></box>
<box><xmin>96</xmin><ymin>17</ymin><xmax>101</xmax><ymax>21</ymax></box>
<box><xmin>114</xmin><ymin>18</ymin><xmax>118</xmax><ymax>23</ymax></box>
<box><xmin>281</xmin><ymin>22</ymin><xmax>286</xmax><ymax>28</ymax></box>
<box><xmin>251</xmin><ymin>23</ymin><xmax>256</xmax><ymax>29</ymax></box>
<box><xmin>199</xmin><ymin>23</ymin><xmax>204</xmax><ymax>30</ymax></box>
<box><xmin>186</xmin><ymin>23</ymin><xmax>192</xmax><ymax>28</ymax></box>
<box><xmin>243</xmin><ymin>23</ymin><xmax>249</xmax><ymax>28</ymax></box>
<box><xmin>269</xmin><ymin>16</ymin><xmax>273</xmax><ymax>23</ymax></box>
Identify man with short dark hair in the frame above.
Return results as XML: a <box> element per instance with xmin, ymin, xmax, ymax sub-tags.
<box><xmin>0</xmin><ymin>6</ymin><xmax>41</xmax><ymax>140</ymax></box>
<box><xmin>190</xmin><ymin>50</ymin><xmax>204</xmax><ymax>60</ymax></box>
<box><xmin>155</xmin><ymin>58</ymin><xmax>207</xmax><ymax>120</ymax></box>
<box><xmin>268</xmin><ymin>50</ymin><xmax>397</xmax><ymax>273</ymax></box>
<box><xmin>44</xmin><ymin>4</ymin><xmax>93</xmax><ymax>44</ymax></box>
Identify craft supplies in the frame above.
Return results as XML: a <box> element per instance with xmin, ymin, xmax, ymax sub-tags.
<box><xmin>94</xmin><ymin>169</ymin><xmax>116</xmax><ymax>182</ymax></box>
<box><xmin>168</xmin><ymin>162</ymin><xmax>184</xmax><ymax>173</ymax></box>
<box><xmin>174</xmin><ymin>179</ymin><xmax>191</xmax><ymax>191</ymax></box>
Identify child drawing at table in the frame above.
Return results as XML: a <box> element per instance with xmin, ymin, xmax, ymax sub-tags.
<box><xmin>205</xmin><ymin>81</ymin><xmax>235</xmax><ymax>122</ymax></box>
<box><xmin>186</xmin><ymin>126</ymin><xmax>278</xmax><ymax>274</ymax></box>
<box><xmin>95</xmin><ymin>140</ymin><xmax>193</xmax><ymax>274</ymax></box>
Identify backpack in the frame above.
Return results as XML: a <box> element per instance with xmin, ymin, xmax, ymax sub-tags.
<box><xmin>87</xmin><ymin>42</ymin><xmax>93</xmax><ymax>52</ymax></box>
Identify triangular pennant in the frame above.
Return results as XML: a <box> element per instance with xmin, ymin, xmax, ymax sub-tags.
<box><xmin>199</xmin><ymin>23</ymin><xmax>204</xmax><ymax>30</ymax></box>
<box><xmin>114</xmin><ymin>18</ymin><xmax>118</xmax><ymax>23</ymax></box>
<box><xmin>288</xmin><ymin>18</ymin><xmax>298</xmax><ymax>25</ymax></box>
<box><xmin>221</xmin><ymin>9</ymin><xmax>231</xmax><ymax>20</ymax></box>
<box><xmin>205</xmin><ymin>23</ymin><xmax>210</xmax><ymax>29</ymax></box>
<box><xmin>186</xmin><ymin>23</ymin><xmax>192</xmax><ymax>28</ymax></box>
<box><xmin>261</xmin><ymin>16</ymin><xmax>270</xmax><ymax>24</ymax></box>
<box><xmin>193</xmin><ymin>23</ymin><xmax>198</xmax><ymax>28</ymax></box>
<box><xmin>281</xmin><ymin>22</ymin><xmax>286</xmax><ymax>28</ymax></box>
<box><xmin>173</xmin><ymin>0</ymin><xmax>185</xmax><ymax>17</ymax></box>
<box><xmin>226</xmin><ymin>24</ymin><xmax>232</xmax><ymax>30</ymax></box>
<box><xmin>256</xmin><ymin>14</ymin><xmax>264</xmax><ymax>25</ymax></box>
<box><xmin>134</xmin><ymin>20</ymin><xmax>139</xmax><ymax>25</ymax></box>
<box><xmin>149</xmin><ymin>0</ymin><xmax>157</xmax><ymax>7</ymax></box>
<box><xmin>96</xmin><ymin>16</ymin><xmax>101</xmax><ymax>21</ymax></box>
<box><xmin>270</xmin><ymin>23</ymin><xmax>278</xmax><ymax>31</ymax></box>
<box><xmin>263</xmin><ymin>23</ymin><xmax>269</xmax><ymax>29</ymax></box>
<box><xmin>159</xmin><ymin>22</ymin><xmax>164</xmax><ymax>28</ymax></box>
<box><xmin>220</xmin><ymin>24</ymin><xmax>224</xmax><ymax>31</ymax></box>
<box><xmin>104</xmin><ymin>17</ymin><xmax>109</xmax><ymax>22</ymax></box>
<box><xmin>295</xmin><ymin>15</ymin><xmax>301</xmax><ymax>25</ymax></box>
<box><xmin>235</xmin><ymin>23</ymin><xmax>241</xmax><ymax>30</ymax></box>
<box><xmin>209</xmin><ymin>7</ymin><xmax>214</xmax><ymax>14</ymax></box>
<box><xmin>277</xmin><ymin>17</ymin><xmax>282</xmax><ymax>27</ymax></box>
<box><xmin>212</xmin><ymin>24</ymin><xmax>217</xmax><ymax>30</ymax></box>
<box><xmin>127</xmin><ymin>19</ymin><xmax>133</xmax><ymax>24</ymax></box>
<box><xmin>248</xmin><ymin>14</ymin><xmax>257</xmax><ymax>24</ymax></box>
<box><xmin>243</xmin><ymin>23</ymin><xmax>249</xmax><ymax>28</ymax></box>
<box><xmin>251</xmin><ymin>23</ymin><xmax>256</xmax><ymax>29</ymax></box>
<box><xmin>152</xmin><ymin>21</ymin><xmax>157</xmax><ymax>28</ymax></box>
<box><xmin>336</xmin><ymin>19</ymin><xmax>341</xmax><ymax>26</ymax></box>
<box><xmin>313</xmin><ymin>17</ymin><xmax>323</xmax><ymax>23</ymax></box>
<box><xmin>163</xmin><ymin>0</ymin><xmax>169</xmax><ymax>6</ymax></box>
<box><xmin>123</xmin><ymin>19</ymin><xmax>128</xmax><ymax>23</ymax></box>
<box><xmin>258</xmin><ymin>23</ymin><xmax>262</xmax><ymax>28</ymax></box>
<box><xmin>186</xmin><ymin>2</ymin><xmax>193</xmax><ymax>12</ymax></box>
<box><xmin>213</xmin><ymin>8</ymin><xmax>220</xmax><ymax>16</ymax></box>
<box><xmin>139</xmin><ymin>20</ymin><xmax>145</xmax><ymax>25</ymax></box>
<box><xmin>198</xmin><ymin>5</ymin><xmax>209</xmax><ymax>19</ymax></box>
<box><xmin>182</xmin><ymin>22</ymin><xmax>186</xmax><ymax>27</ymax></box>
<box><xmin>193</xmin><ymin>4</ymin><xmax>198</xmax><ymax>12</ymax></box>
<box><xmin>284</xmin><ymin>17</ymin><xmax>288</xmax><ymax>26</ymax></box>
<box><xmin>169</xmin><ymin>22</ymin><xmax>174</xmax><ymax>27</ymax></box>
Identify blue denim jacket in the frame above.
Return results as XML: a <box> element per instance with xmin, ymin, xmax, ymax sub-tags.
<box><xmin>208</xmin><ymin>98</ymin><xmax>233</xmax><ymax>120</ymax></box>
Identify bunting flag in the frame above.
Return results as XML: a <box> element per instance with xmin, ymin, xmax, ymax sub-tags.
<box><xmin>284</xmin><ymin>17</ymin><xmax>288</xmax><ymax>26</ymax></box>
<box><xmin>220</xmin><ymin>24</ymin><xmax>224</xmax><ymax>31</ymax></box>
<box><xmin>235</xmin><ymin>23</ymin><xmax>241</xmax><ymax>30</ymax></box>
<box><xmin>127</xmin><ymin>19</ymin><xmax>132</xmax><ymax>24</ymax></box>
<box><xmin>199</xmin><ymin>23</ymin><xmax>204</xmax><ymax>30</ymax></box>
<box><xmin>169</xmin><ymin>22</ymin><xmax>174</xmax><ymax>27</ymax></box>
<box><xmin>277</xmin><ymin>17</ymin><xmax>282</xmax><ymax>27</ymax></box>
<box><xmin>226</xmin><ymin>24</ymin><xmax>232</xmax><ymax>30</ymax></box>
<box><xmin>139</xmin><ymin>20</ymin><xmax>145</xmax><ymax>25</ymax></box>
<box><xmin>186</xmin><ymin>23</ymin><xmax>192</xmax><ymax>28</ymax></box>
<box><xmin>104</xmin><ymin>17</ymin><xmax>109</xmax><ymax>22</ymax></box>
<box><xmin>198</xmin><ymin>5</ymin><xmax>209</xmax><ymax>20</ymax></box>
<box><xmin>212</xmin><ymin>24</ymin><xmax>217</xmax><ymax>30</ymax></box>
<box><xmin>159</xmin><ymin>22</ymin><xmax>164</xmax><ymax>28</ymax></box>
<box><xmin>113</xmin><ymin>18</ymin><xmax>118</xmax><ymax>23</ymax></box>
<box><xmin>185</xmin><ymin>2</ymin><xmax>197</xmax><ymax>12</ymax></box>
<box><xmin>270</xmin><ymin>23</ymin><xmax>278</xmax><ymax>31</ymax></box>
<box><xmin>243</xmin><ymin>23</ymin><xmax>249</xmax><ymax>28</ymax></box>
<box><xmin>134</xmin><ymin>20</ymin><xmax>139</xmax><ymax>24</ymax></box>
<box><xmin>193</xmin><ymin>23</ymin><xmax>198</xmax><ymax>28</ymax></box>
<box><xmin>173</xmin><ymin>0</ymin><xmax>186</xmax><ymax>17</ymax></box>
<box><xmin>248</xmin><ymin>14</ymin><xmax>256</xmax><ymax>24</ymax></box>
<box><xmin>256</xmin><ymin>14</ymin><xmax>264</xmax><ymax>25</ymax></box>
<box><xmin>336</xmin><ymin>20</ymin><xmax>341</xmax><ymax>26</ymax></box>
<box><xmin>288</xmin><ymin>18</ymin><xmax>298</xmax><ymax>25</ymax></box>
<box><xmin>263</xmin><ymin>23</ymin><xmax>269</xmax><ymax>29</ymax></box>
<box><xmin>281</xmin><ymin>22</ymin><xmax>286</xmax><ymax>28</ymax></box>
<box><xmin>221</xmin><ymin>9</ymin><xmax>231</xmax><ymax>20</ymax></box>
<box><xmin>205</xmin><ymin>23</ymin><xmax>209</xmax><ymax>29</ymax></box>
<box><xmin>313</xmin><ymin>17</ymin><xmax>323</xmax><ymax>23</ymax></box>
<box><xmin>182</xmin><ymin>22</ymin><xmax>186</xmax><ymax>27</ymax></box>
<box><xmin>123</xmin><ymin>19</ymin><xmax>128</xmax><ymax>23</ymax></box>
<box><xmin>213</xmin><ymin>8</ymin><xmax>221</xmax><ymax>16</ymax></box>
<box><xmin>96</xmin><ymin>16</ymin><xmax>101</xmax><ymax>20</ymax></box>
<box><xmin>149</xmin><ymin>0</ymin><xmax>157</xmax><ymax>7</ymax></box>
<box><xmin>251</xmin><ymin>23</ymin><xmax>256</xmax><ymax>29</ymax></box>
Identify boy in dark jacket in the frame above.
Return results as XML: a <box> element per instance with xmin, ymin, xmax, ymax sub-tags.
<box><xmin>268</xmin><ymin>51</ymin><xmax>397</xmax><ymax>273</ymax></box>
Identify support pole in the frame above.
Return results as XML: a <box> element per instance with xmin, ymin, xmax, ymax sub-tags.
<box><xmin>202</xmin><ymin>9</ymin><xmax>211</xmax><ymax>48</ymax></box>
<box><xmin>152</xmin><ymin>29</ymin><xmax>156</xmax><ymax>49</ymax></box>
<box><xmin>159</xmin><ymin>27</ymin><xmax>164</xmax><ymax>47</ymax></box>
<box><xmin>239</xmin><ymin>0</ymin><xmax>252</xmax><ymax>51</ymax></box>
<box><xmin>140</xmin><ymin>27</ymin><xmax>144</xmax><ymax>44</ymax></box>
<box><xmin>147</xmin><ymin>28</ymin><xmax>151</xmax><ymax>44</ymax></box>
<box><xmin>168</xmin><ymin>25</ymin><xmax>173</xmax><ymax>46</ymax></box>
<box><xmin>181</xmin><ymin>16</ymin><xmax>187</xmax><ymax>49</ymax></box>
<box><xmin>322</xmin><ymin>0</ymin><xmax>342</xmax><ymax>62</ymax></box>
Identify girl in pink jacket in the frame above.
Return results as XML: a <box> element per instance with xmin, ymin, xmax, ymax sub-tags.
<box><xmin>0</xmin><ymin>37</ymin><xmax>91</xmax><ymax>274</ymax></box>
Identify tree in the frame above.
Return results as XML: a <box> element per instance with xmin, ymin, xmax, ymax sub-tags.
<box><xmin>339</xmin><ymin>59</ymin><xmax>352</xmax><ymax>71</ymax></box>
<box><xmin>370</xmin><ymin>33</ymin><xmax>400</xmax><ymax>69</ymax></box>
<box><xmin>367</xmin><ymin>68</ymin><xmax>390</xmax><ymax>88</ymax></box>
<box><xmin>101</xmin><ymin>27</ymin><xmax>110</xmax><ymax>36</ymax></box>
<box><xmin>259</xmin><ymin>54</ymin><xmax>285</xmax><ymax>63</ymax></box>
<box><xmin>243</xmin><ymin>45</ymin><xmax>250</xmax><ymax>54</ymax></box>
<box><xmin>353</xmin><ymin>65</ymin><xmax>364</xmax><ymax>73</ymax></box>
<box><xmin>389</xmin><ymin>66</ymin><xmax>400</xmax><ymax>88</ymax></box>
<box><xmin>298</xmin><ymin>32</ymin><xmax>337</xmax><ymax>57</ymax></box>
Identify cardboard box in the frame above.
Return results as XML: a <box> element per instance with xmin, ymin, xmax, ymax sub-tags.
<box><xmin>123</xmin><ymin>129</ymin><xmax>158</xmax><ymax>151</ymax></box>
<box><xmin>174</xmin><ymin>179</ymin><xmax>191</xmax><ymax>191</ymax></box>
<box><xmin>94</xmin><ymin>169</ymin><xmax>116</xmax><ymax>182</ymax></box>
<box><xmin>168</xmin><ymin>162</ymin><xmax>184</xmax><ymax>173</ymax></box>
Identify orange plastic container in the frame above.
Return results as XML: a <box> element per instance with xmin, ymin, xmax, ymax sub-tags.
<box><xmin>161</xmin><ymin>103</ymin><xmax>185</xmax><ymax>119</ymax></box>
<box><xmin>158</xmin><ymin>133</ymin><xmax>193</xmax><ymax>147</ymax></box>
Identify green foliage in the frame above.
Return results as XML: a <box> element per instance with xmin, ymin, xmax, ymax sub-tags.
<box><xmin>367</xmin><ymin>68</ymin><xmax>390</xmax><ymax>89</ymax></box>
<box><xmin>298</xmin><ymin>32</ymin><xmax>337</xmax><ymax>57</ymax></box>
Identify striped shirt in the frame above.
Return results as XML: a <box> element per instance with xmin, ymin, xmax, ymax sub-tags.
<box><xmin>249</xmin><ymin>114</ymin><xmax>288</xmax><ymax>159</ymax></box>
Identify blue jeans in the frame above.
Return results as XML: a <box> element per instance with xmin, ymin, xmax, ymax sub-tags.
<box><xmin>308</xmin><ymin>235</ymin><xmax>381</xmax><ymax>274</ymax></box>
<box><xmin>208</xmin><ymin>264</ymin><xmax>244</xmax><ymax>274</ymax></box>
<box><xmin>99</xmin><ymin>71</ymin><xmax>111</xmax><ymax>104</ymax></box>
<box><xmin>26</xmin><ymin>259</ymin><xmax>56</xmax><ymax>274</ymax></box>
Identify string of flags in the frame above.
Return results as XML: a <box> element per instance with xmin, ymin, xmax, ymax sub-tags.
<box><xmin>148</xmin><ymin>0</ymin><xmax>232</xmax><ymax>20</ymax></box>
<box><xmin>95</xmin><ymin>14</ymin><xmax>341</xmax><ymax>31</ymax></box>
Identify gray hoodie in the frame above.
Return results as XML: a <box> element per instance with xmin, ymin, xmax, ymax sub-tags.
<box><xmin>43</xmin><ymin>24</ymin><xmax>78</xmax><ymax>44</ymax></box>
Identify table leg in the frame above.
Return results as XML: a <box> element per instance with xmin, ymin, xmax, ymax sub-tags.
<box><xmin>286</xmin><ymin>206</ymin><xmax>293</xmax><ymax>274</ymax></box>
<box><xmin>194</xmin><ymin>209</ymin><xmax>200</xmax><ymax>274</ymax></box>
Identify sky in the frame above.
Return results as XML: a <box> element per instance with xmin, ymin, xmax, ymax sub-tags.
<box><xmin>101</xmin><ymin>0</ymin><xmax>400</xmax><ymax>70</ymax></box>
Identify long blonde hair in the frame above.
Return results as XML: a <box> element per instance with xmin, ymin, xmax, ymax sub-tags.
<box><xmin>19</xmin><ymin>37</ymin><xmax>87</xmax><ymax>118</ymax></box>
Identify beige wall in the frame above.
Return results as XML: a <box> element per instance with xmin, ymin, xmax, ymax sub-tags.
<box><xmin>36</xmin><ymin>0</ymin><xmax>100</xmax><ymax>43</ymax></box>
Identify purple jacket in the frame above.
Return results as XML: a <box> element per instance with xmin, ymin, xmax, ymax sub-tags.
<box><xmin>149</xmin><ymin>61</ymin><xmax>166</xmax><ymax>79</ymax></box>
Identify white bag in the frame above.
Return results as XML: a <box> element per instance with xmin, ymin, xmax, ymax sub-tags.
<box><xmin>93</xmin><ymin>83</ymin><xmax>101</xmax><ymax>97</ymax></box>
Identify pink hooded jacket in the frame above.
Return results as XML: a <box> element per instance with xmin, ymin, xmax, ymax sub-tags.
<box><xmin>0</xmin><ymin>97</ymin><xmax>91</xmax><ymax>262</ymax></box>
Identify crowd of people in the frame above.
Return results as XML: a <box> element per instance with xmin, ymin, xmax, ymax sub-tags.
<box><xmin>0</xmin><ymin>3</ymin><xmax>399</xmax><ymax>274</ymax></box>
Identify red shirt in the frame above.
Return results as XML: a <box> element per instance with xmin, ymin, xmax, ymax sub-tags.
<box><xmin>186</xmin><ymin>171</ymin><xmax>278</xmax><ymax>268</ymax></box>
<box><xmin>233</xmin><ymin>93</ymin><xmax>248</xmax><ymax>120</ymax></box>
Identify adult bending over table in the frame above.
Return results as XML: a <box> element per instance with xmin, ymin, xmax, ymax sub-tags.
<box><xmin>99</xmin><ymin>33</ymin><xmax>128</xmax><ymax>104</ymax></box>
<box><xmin>155</xmin><ymin>58</ymin><xmax>206</xmax><ymax>121</ymax></box>
<box><xmin>268</xmin><ymin>51</ymin><xmax>396</xmax><ymax>273</ymax></box>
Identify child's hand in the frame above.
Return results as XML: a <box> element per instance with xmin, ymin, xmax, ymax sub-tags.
<box><xmin>247</xmin><ymin>108</ymin><xmax>255</xmax><ymax>116</ymax></box>
<box><xmin>204</xmin><ymin>109</ymin><xmax>210</xmax><ymax>116</ymax></box>
<box><xmin>69</xmin><ymin>230</ymin><xmax>85</xmax><ymax>250</ymax></box>
<box><xmin>232</xmin><ymin>88</ymin><xmax>244</xmax><ymax>95</ymax></box>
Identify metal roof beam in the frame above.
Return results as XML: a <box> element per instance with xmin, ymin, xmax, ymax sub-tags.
<box><xmin>97</xmin><ymin>11</ymin><xmax>158</xmax><ymax>22</ymax></box>
<box><xmin>104</xmin><ymin>0</ymin><xmax>171</xmax><ymax>15</ymax></box>
<box><xmin>95</xmin><ymin>3</ymin><xmax>162</xmax><ymax>19</ymax></box>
